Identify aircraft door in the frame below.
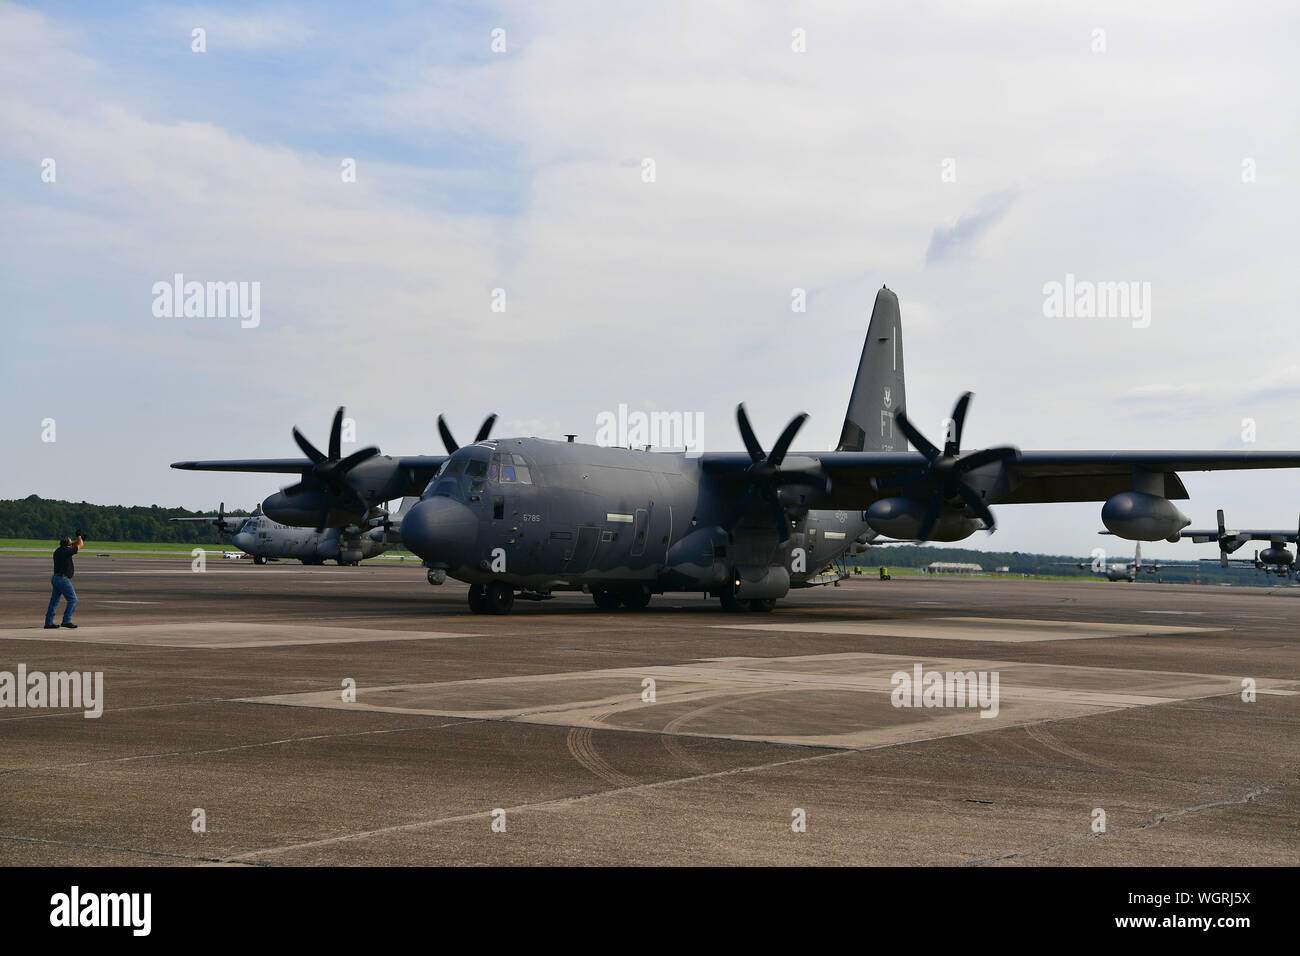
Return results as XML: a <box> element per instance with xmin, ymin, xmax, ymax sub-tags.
<box><xmin>630</xmin><ymin>506</ymin><xmax>650</xmax><ymax>557</ymax></box>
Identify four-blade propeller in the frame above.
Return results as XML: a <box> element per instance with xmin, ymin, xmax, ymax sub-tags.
<box><xmin>891</xmin><ymin>392</ymin><xmax>1017</xmax><ymax>541</ymax></box>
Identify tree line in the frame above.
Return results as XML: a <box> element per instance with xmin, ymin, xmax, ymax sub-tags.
<box><xmin>0</xmin><ymin>496</ymin><xmax>251</xmax><ymax>544</ymax></box>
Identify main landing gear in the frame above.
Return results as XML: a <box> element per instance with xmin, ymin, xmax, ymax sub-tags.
<box><xmin>590</xmin><ymin>585</ymin><xmax>653</xmax><ymax>611</ymax></box>
<box><xmin>717</xmin><ymin>581</ymin><xmax>776</xmax><ymax>613</ymax></box>
<box><xmin>468</xmin><ymin>581</ymin><xmax>514</xmax><ymax>614</ymax></box>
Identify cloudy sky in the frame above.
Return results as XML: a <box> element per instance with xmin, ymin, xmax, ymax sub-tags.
<box><xmin>3</xmin><ymin>0</ymin><xmax>1298</xmax><ymax>558</ymax></box>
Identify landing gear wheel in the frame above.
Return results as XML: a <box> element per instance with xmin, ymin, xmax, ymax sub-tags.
<box><xmin>621</xmin><ymin>587</ymin><xmax>652</xmax><ymax>610</ymax></box>
<box><xmin>748</xmin><ymin>598</ymin><xmax>776</xmax><ymax>612</ymax></box>
<box><xmin>485</xmin><ymin>581</ymin><xmax>514</xmax><ymax>614</ymax></box>
<box><xmin>253</xmin><ymin>556</ymin><xmax>266</xmax><ymax>566</ymax></box>
<box><xmin>468</xmin><ymin>583</ymin><xmax>488</xmax><ymax>614</ymax></box>
<box><xmin>592</xmin><ymin>586</ymin><xmax>622</xmax><ymax>610</ymax></box>
<box><xmin>718</xmin><ymin>586</ymin><xmax>742</xmax><ymax>613</ymax></box>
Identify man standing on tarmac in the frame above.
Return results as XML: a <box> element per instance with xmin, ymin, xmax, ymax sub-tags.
<box><xmin>45</xmin><ymin>530</ymin><xmax>85</xmax><ymax>629</ymax></box>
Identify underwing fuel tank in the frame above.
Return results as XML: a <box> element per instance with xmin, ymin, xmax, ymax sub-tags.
<box><xmin>1101</xmin><ymin>492</ymin><xmax>1190</xmax><ymax>542</ymax></box>
<box><xmin>866</xmin><ymin>498</ymin><xmax>980</xmax><ymax>541</ymax></box>
<box><xmin>1259</xmin><ymin>546</ymin><xmax>1295</xmax><ymax>566</ymax></box>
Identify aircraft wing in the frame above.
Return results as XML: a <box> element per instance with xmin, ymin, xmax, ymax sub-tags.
<box><xmin>1181</xmin><ymin>529</ymin><xmax>1298</xmax><ymax>542</ymax></box>
<box><xmin>171</xmin><ymin>458</ymin><xmax>313</xmax><ymax>474</ymax></box>
<box><xmin>169</xmin><ymin>516</ymin><xmax>245</xmax><ymax>533</ymax></box>
<box><xmin>170</xmin><ymin>455</ymin><xmax>447</xmax><ymax>476</ymax></box>
<box><xmin>702</xmin><ymin>449</ymin><xmax>1300</xmax><ymax>509</ymax></box>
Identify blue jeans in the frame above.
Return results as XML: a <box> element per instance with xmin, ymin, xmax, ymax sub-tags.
<box><xmin>45</xmin><ymin>574</ymin><xmax>76</xmax><ymax>625</ymax></box>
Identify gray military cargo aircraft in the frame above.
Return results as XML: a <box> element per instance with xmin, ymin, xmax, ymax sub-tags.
<box><xmin>1067</xmin><ymin>540</ymin><xmax>1197</xmax><ymax>582</ymax></box>
<box><xmin>173</xmin><ymin>286</ymin><xmax>1300</xmax><ymax>614</ymax></box>
<box><xmin>172</xmin><ymin>499</ymin><xmax>420</xmax><ymax>566</ymax></box>
<box><xmin>1183</xmin><ymin>508</ymin><xmax>1300</xmax><ymax>577</ymax></box>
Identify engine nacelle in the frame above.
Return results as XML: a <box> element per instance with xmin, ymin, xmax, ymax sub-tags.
<box><xmin>262</xmin><ymin>489</ymin><xmax>365</xmax><ymax>529</ymax></box>
<box><xmin>1100</xmin><ymin>492</ymin><xmax>1190</xmax><ymax>542</ymax></box>
<box><xmin>866</xmin><ymin>498</ymin><xmax>980</xmax><ymax>542</ymax></box>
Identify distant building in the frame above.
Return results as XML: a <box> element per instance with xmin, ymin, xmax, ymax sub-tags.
<box><xmin>924</xmin><ymin>562</ymin><xmax>983</xmax><ymax>575</ymax></box>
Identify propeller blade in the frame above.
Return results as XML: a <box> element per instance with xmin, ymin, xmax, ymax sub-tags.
<box><xmin>894</xmin><ymin>409</ymin><xmax>940</xmax><ymax>461</ymax></box>
<box><xmin>724</xmin><ymin>483</ymin><xmax>759</xmax><ymax>532</ymax></box>
<box><xmin>915</xmin><ymin>495</ymin><xmax>941</xmax><ymax>542</ymax></box>
<box><xmin>474</xmin><ymin>414</ymin><xmax>498</xmax><ymax>443</ymax></box>
<box><xmin>329</xmin><ymin>407</ymin><xmax>344</xmax><ymax>461</ymax></box>
<box><xmin>735</xmin><ymin>404</ymin><xmax>766</xmax><ymax>463</ymax></box>
<box><xmin>292</xmin><ymin>427</ymin><xmax>326</xmax><ymax>463</ymax></box>
<box><xmin>332</xmin><ymin>446</ymin><xmax>380</xmax><ymax>473</ymax></box>
<box><xmin>953</xmin><ymin>480</ymin><xmax>997</xmax><ymax>532</ymax></box>
<box><xmin>764</xmin><ymin>489</ymin><xmax>792</xmax><ymax>548</ymax></box>
<box><xmin>437</xmin><ymin>415</ymin><xmax>459</xmax><ymax>454</ymax></box>
<box><xmin>946</xmin><ymin>392</ymin><xmax>972</xmax><ymax>456</ymax></box>
<box><xmin>768</xmin><ymin>413</ymin><xmax>809</xmax><ymax>468</ymax></box>
<box><xmin>1217</xmin><ymin>508</ymin><xmax>1226</xmax><ymax>538</ymax></box>
<box><xmin>282</xmin><ymin>479</ymin><xmax>310</xmax><ymax>497</ymax></box>
<box><xmin>953</xmin><ymin>445</ymin><xmax>1018</xmax><ymax>474</ymax></box>
<box><xmin>315</xmin><ymin>508</ymin><xmax>329</xmax><ymax>534</ymax></box>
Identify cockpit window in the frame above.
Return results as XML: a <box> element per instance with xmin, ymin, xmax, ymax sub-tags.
<box><xmin>424</xmin><ymin>450</ymin><xmax>497</xmax><ymax>501</ymax></box>
<box><xmin>488</xmin><ymin>451</ymin><xmax>532</xmax><ymax>484</ymax></box>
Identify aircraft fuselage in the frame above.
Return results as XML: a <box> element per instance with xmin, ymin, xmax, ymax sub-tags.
<box><xmin>401</xmin><ymin>438</ymin><xmax>872</xmax><ymax>598</ymax></box>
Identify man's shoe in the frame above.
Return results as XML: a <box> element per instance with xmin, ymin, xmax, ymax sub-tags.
<box><xmin>44</xmin><ymin>624</ymin><xmax>58</xmax><ymax>629</ymax></box>
<box><xmin>60</xmin><ymin>622</ymin><xmax>78</xmax><ymax>629</ymax></box>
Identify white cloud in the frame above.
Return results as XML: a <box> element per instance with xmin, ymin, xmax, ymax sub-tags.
<box><xmin>2</xmin><ymin>0</ymin><xmax>1299</xmax><ymax>557</ymax></box>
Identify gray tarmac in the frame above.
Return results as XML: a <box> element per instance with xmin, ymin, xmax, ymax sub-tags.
<box><xmin>1</xmin><ymin>554</ymin><xmax>1296</xmax><ymax>866</ymax></box>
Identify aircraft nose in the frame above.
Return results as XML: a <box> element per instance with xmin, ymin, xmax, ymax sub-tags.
<box><xmin>401</xmin><ymin>497</ymin><xmax>478</xmax><ymax>567</ymax></box>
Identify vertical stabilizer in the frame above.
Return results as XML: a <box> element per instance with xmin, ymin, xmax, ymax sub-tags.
<box><xmin>837</xmin><ymin>286</ymin><xmax>907</xmax><ymax>452</ymax></box>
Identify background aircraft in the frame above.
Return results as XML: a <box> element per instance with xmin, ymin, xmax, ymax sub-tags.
<box><xmin>1183</xmin><ymin>508</ymin><xmax>1299</xmax><ymax>578</ymax></box>
<box><xmin>173</xmin><ymin>498</ymin><xmax>420</xmax><ymax>567</ymax></box>
<box><xmin>1067</xmin><ymin>541</ymin><xmax>1197</xmax><ymax>582</ymax></box>
<box><xmin>174</xmin><ymin>287</ymin><xmax>1300</xmax><ymax>614</ymax></box>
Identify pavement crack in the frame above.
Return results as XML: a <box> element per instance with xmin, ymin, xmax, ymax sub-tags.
<box><xmin>963</xmin><ymin>784</ymin><xmax>1281</xmax><ymax>866</ymax></box>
